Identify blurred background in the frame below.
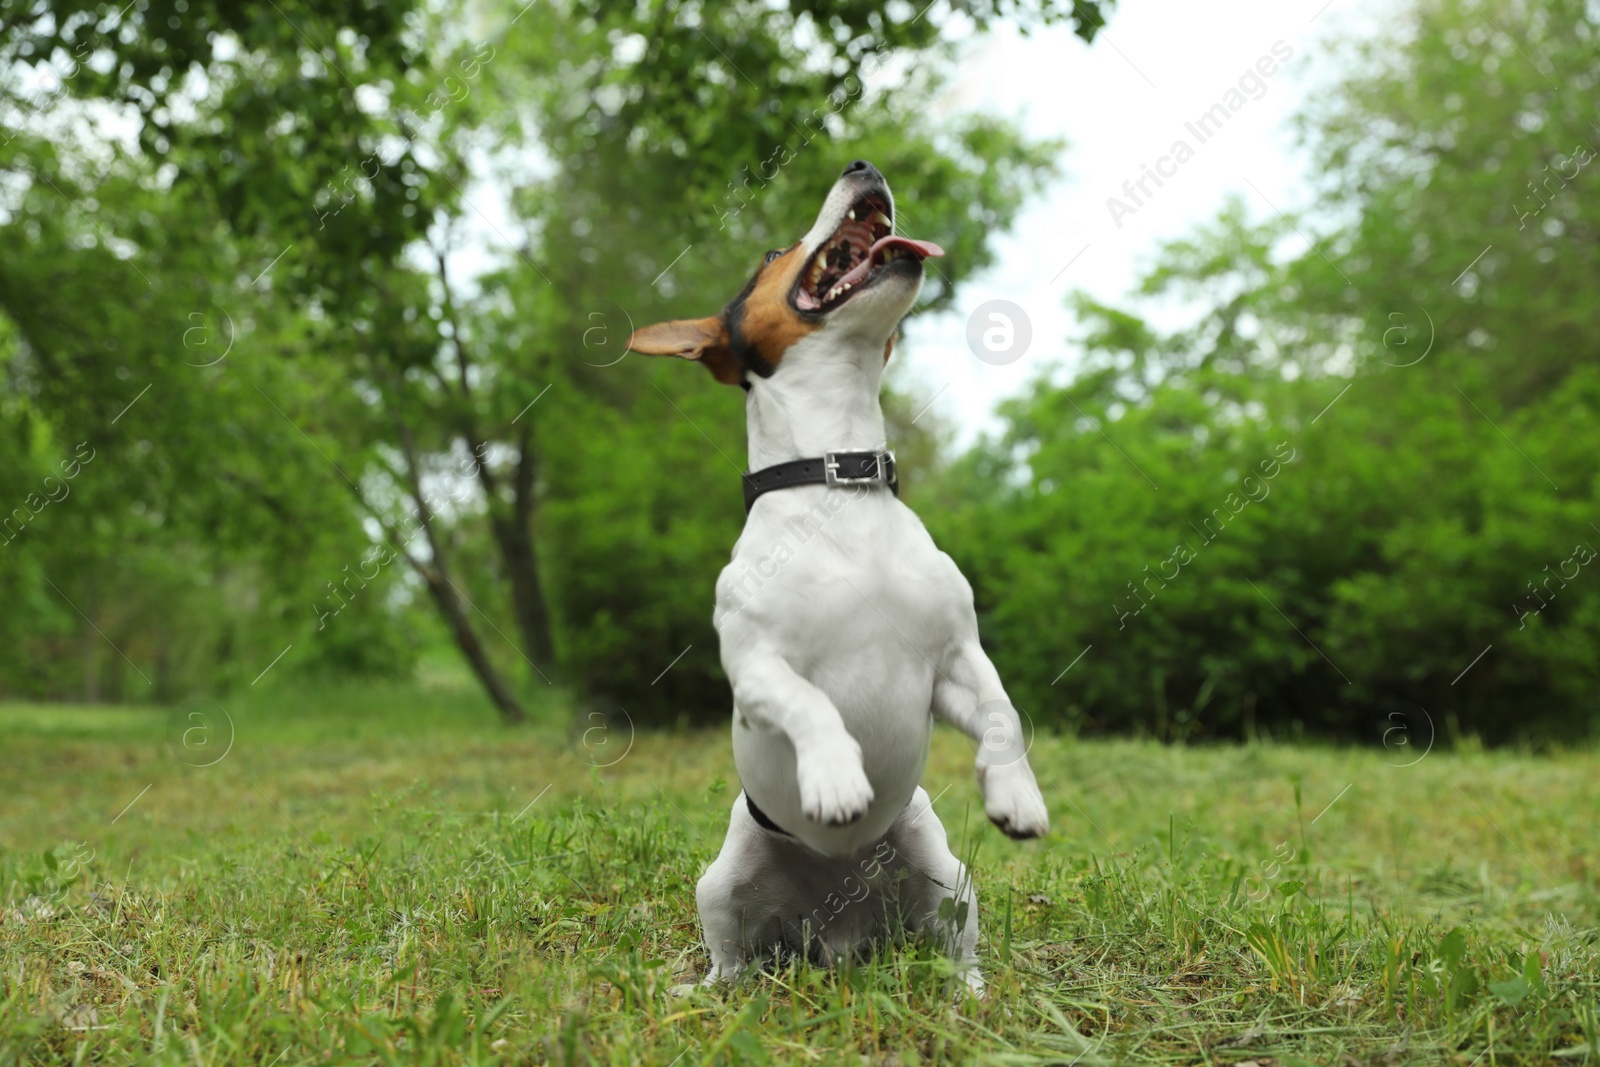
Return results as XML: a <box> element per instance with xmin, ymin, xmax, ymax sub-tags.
<box><xmin>2</xmin><ymin>0</ymin><xmax>1596</xmax><ymax>746</ymax></box>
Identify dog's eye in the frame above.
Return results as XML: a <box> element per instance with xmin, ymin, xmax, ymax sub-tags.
<box><xmin>764</xmin><ymin>248</ymin><xmax>783</xmax><ymax>264</ymax></box>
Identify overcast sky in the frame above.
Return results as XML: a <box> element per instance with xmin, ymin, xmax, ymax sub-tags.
<box><xmin>893</xmin><ymin>0</ymin><xmax>1386</xmax><ymax>445</ymax></box>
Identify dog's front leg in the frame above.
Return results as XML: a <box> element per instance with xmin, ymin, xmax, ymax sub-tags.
<box><xmin>932</xmin><ymin>637</ymin><xmax>1049</xmax><ymax>839</ymax></box>
<box><xmin>726</xmin><ymin>641</ymin><xmax>875</xmax><ymax>825</ymax></box>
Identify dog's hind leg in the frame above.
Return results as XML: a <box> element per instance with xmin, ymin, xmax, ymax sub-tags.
<box><xmin>696</xmin><ymin>794</ymin><xmax>784</xmax><ymax>985</ymax></box>
<box><xmin>879</xmin><ymin>788</ymin><xmax>985</xmax><ymax>995</ymax></box>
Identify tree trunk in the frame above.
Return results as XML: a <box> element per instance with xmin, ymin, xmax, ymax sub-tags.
<box><xmin>82</xmin><ymin>584</ymin><xmax>100</xmax><ymax>703</ymax></box>
<box><xmin>489</xmin><ymin>423</ymin><xmax>555</xmax><ymax>671</ymax></box>
<box><xmin>492</xmin><ymin>516</ymin><xmax>555</xmax><ymax>665</ymax></box>
<box><xmin>387</xmin><ymin>414</ymin><xmax>530</xmax><ymax>725</ymax></box>
<box><xmin>433</xmin><ymin>249</ymin><xmax>557</xmax><ymax>681</ymax></box>
<box><xmin>418</xmin><ymin>567</ymin><xmax>528</xmax><ymax>724</ymax></box>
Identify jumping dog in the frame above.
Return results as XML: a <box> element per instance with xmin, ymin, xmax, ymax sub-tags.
<box><xmin>629</xmin><ymin>160</ymin><xmax>1049</xmax><ymax>993</ymax></box>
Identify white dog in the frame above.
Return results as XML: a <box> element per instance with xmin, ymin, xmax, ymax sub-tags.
<box><xmin>629</xmin><ymin>161</ymin><xmax>1049</xmax><ymax>993</ymax></box>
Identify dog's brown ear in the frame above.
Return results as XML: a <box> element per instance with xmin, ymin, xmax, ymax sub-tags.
<box><xmin>628</xmin><ymin>316</ymin><xmax>744</xmax><ymax>386</ymax></box>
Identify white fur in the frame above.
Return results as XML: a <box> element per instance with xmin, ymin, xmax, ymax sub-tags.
<box><xmin>695</xmin><ymin>170</ymin><xmax>1049</xmax><ymax>993</ymax></box>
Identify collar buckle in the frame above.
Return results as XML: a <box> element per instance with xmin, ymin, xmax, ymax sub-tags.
<box><xmin>823</xmin><ymin>449</ymin><xmax>895</xmax><ymax>487</ymax></box>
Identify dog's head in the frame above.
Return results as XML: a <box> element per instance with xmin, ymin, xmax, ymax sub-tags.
<box><xmin>627</xmin><ymin>161</ymin><xmax>943</xmax><ymax>386</ymax></box>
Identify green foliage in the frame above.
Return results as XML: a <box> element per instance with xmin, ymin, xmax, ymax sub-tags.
<box><xmin>933</xmin><ymin>356</ymin><xmax>1600</xmax><ymax>742</ymax></box>
<box><xmin>1</xmin><ymin>0</ymin><xmax>1093</xmax><ymax>717</ymax></box>
<box><xmin>6</xmin><ymin>0</ymin><xmax>1596</xmax><ymax>745</ymax></box>
<box><xmin>927</xmin><ymin>0</ymin><xmax>1600</xmax><ymax>743</ymax></box>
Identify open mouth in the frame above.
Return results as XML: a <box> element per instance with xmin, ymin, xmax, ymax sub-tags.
<box><xmin>793</xmin><ymin>192</ymin><xmax>944</xmax><ymax>312</ymax></box>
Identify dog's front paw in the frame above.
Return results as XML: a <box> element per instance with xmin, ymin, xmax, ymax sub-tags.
<box><xmin>976</xmin><ymin>760</ymin><xmax>1049</xmax><ymax>840</ymax></box>
<box><xmin>797</xmin><ymin>742</ymin><xmax>874</xmax><ymax>825</ymax></box>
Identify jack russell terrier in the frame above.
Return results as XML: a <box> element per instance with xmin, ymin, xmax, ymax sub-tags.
<box><xmin>629</xmin><ymin>160</ymin><xmax>1049</xmax><ymax>993</ymax></box>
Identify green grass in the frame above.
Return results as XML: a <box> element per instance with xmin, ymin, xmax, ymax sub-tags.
<box><xmin>2</xmin><ymin>682</ymin><xmax>1599</xmax><ymax>1065</ymax></box>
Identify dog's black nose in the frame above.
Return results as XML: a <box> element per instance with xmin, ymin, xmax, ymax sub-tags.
<box><xmin>842</xmin><ymin>159</ymin><xmax>880</xmax><ymax>179</ymax></box>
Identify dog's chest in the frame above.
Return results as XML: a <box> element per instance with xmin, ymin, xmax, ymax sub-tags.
<box><xmin>716</xmin><ymin>491</ymin><xmax>966</xmax><ymax>656</ymax></box>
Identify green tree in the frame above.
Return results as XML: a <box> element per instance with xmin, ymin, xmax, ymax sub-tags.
<box><xmin>927</xmin><ymin>0</ymin><xmax>1600</xmax><ymax>744</ymax></box>
<box><xmin>2</xmin><ymin>0</ymin><xmax>1114</xmax><ymax>719</ymax></box>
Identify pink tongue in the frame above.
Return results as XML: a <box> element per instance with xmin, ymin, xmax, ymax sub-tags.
<box><xmin>834</xmin><ymin>235</ymin><xmax>945</xmax><ymax>289</ymax></box>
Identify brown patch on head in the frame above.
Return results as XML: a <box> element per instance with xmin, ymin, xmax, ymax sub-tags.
<box><xmin>724</xmin><ymin>243</ymin><xmax>822</xmax><ymax>379</ymax></box>
<box><xmin>628</xmin><ymin>243</ymin><xmax>824</xmax><ymax>387</ymax></box>
<box><xmin>626</xmin><ymin>316</ymin><xmax>743</xmax><ymax>385</ymax></box>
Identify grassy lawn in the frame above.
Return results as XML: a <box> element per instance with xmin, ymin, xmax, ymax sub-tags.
<box><xmin>2</xmin><ymin>683</ymin><xmax>1598</xmax><ymax>1065</ymax></box>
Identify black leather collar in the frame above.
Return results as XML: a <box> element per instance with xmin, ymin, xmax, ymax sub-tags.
<box><xmin>741</xmin><ymin>450</ymin><xmax>897</xmax><ymax>514</ymax></box>
<box><xmin>745</xmin><ymin>792</ymin><xmax>792</xmax><ymax>836</ymax></box>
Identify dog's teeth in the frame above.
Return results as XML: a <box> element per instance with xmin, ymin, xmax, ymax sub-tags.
<box><xmin>847</xmin><ymin>209</ymin><xmax>856</xmax><ymax>220</ymax></box>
